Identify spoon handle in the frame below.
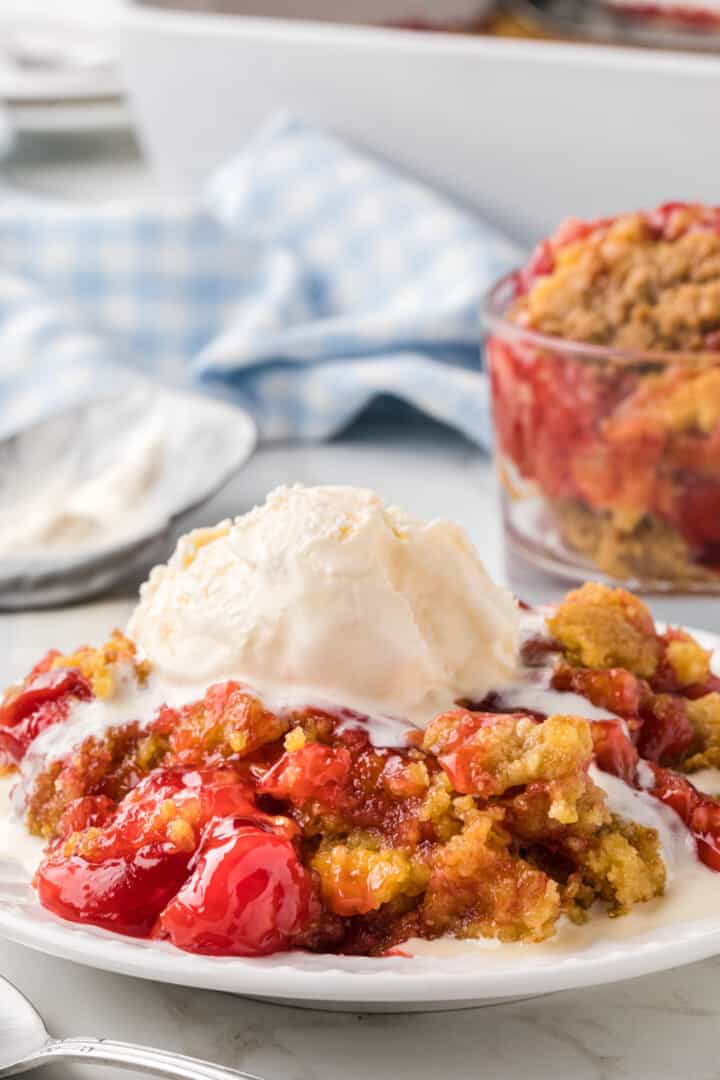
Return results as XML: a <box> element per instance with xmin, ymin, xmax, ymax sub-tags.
<box><xmin>39</xmin><ymin>1037</ymin><xmax>263</xmax><ymax>1080</ymax></box>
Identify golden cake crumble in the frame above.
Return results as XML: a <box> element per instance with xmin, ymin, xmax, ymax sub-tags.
<box><xmin>514</xmin><ymin>208</ymin><xmax>720</xmax><ymax>352</ymax></box>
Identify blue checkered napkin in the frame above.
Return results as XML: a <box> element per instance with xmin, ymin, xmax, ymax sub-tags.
<box><xmin>0</xmin><ymin>115</ymin><xmax>521</xmax><ymax>444</ymax></box>
<box><xmin>0</xmin><ymin>197</ymin><xmax>272</xmax><ymax>438</ymax></box>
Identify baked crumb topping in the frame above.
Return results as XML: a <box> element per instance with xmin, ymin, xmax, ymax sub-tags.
<box><xmin>514</xmin><ymin>206</ymin><xmax>720</xmax><ymax>352</ymax></box>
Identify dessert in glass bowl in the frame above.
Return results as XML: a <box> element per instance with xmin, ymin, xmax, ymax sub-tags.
<box><xmin>1</xmin><ymin>485</ymin><xmax>719</xmax><ymax>959</ymax></box>
<box><xmin>485</xmin><ymin>202</ymin><xmax>720</xmax><ymax>592</ymax></box>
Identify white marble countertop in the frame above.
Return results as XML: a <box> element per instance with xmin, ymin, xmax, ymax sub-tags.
<box><xmin>1</xmin><ymin>127</ymin><xmax>719</xmax><ymax>1080</ymax></box>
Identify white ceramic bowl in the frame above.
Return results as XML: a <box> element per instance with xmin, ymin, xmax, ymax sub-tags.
<box><xmin>130</xmin><ymin>0</ymin><xmax>492</xmax><ymax>24</ymax></box>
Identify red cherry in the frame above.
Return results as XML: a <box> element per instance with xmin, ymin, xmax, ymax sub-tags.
<box><xmin>647</xmin><ymin>764</ymin><xmax>720</xmax><ymax>873</ymax></box>
<box><xmin>0</xmin><ymin>669</ymin><xmax>92</xmax><ymax>764</ymax></box>
<box><xmin>259</xmin><ymin>743</ymin><xmax>352</xmax><ymax>810</ymax></box>
<box><xmin>636</xmin><ymin>695</ymin><xmax>694</xmax><ymax>766</ymax></box>
<box><xmin>554</xmin><ymin>666</ymin><xmax>643</xmax><ymax>719</ymax></box>
<box><xmin>112</xmin><ymin>767</ymin><xmax>259</xmax><ymax>841</ymax></box>
<box><xmin>36</xmin><ymin>769</ymin><xmax>264</xmax><ymax>934</ymax></box>
<box><xmin>57</xmin><ymin>796</ymin><xmax>117</xmax><ymax>840</ymax></box>
<box><xmin>428</xmin><ymin>711</ymin><xmax>535</xmax><ymax>797</ymax></box>
<box><xmin>0</xmin><ymin>669</ymin><xmax>91</xmax><ymax>729</ymax></box>
<box><xmin>591</xmin><ymin>720</ymin><xmax>639</xmax><ymax>785</ymax></box>
<box><xmin>692</xmin><ymin>802</ymin><xmax>720</xmax><ymax>872</ymax></box>
<box><xmin>35</xmin><ymin>846</ymin><xmax>193</xmax><ymax>937</ymax></box>
<box><xmin>156</xmin><ymin>818</ymin><xmax>311</xmax><ymax>956</ymax></box>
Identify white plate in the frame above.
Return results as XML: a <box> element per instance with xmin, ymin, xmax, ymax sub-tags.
<box><xmin>0</xmin><ymin>1</ymin><xmax>128</xmax><ymax>133</ymax></box>
<box><xmin>1</xmin><ymin>631</ymin><xmax>719</xmax><ymax>1012</ymax></box>
<box><xmin>0</xmin><ymin>66</ymin><xmax>123</xmax><ymax>107</ymax></box>
<box><xmin>6</xmin><ymin>101</ymin><xmax>131</xmax><ymax>135</ymax></box>
<box><xmin>0</xmin><ymin>387</ymin><xmax>258</xmax><ymax>609</ymax></box>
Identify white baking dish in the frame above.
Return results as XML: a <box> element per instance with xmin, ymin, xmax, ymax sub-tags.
<box><xmin>126</xmin><ymin>0</ymin><xmax>491</xmax><ymax>24</ymax></box>
<box><xmin>115</xmin><ymin>3</ymin><xmax>720</xmax><ymax>243</ymax></box>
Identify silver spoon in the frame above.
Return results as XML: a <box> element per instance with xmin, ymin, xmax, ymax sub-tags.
<box><xmin>0</xmin><ymin>975</ymin><xmax>262</xmax><ymax>1080</ymax></box>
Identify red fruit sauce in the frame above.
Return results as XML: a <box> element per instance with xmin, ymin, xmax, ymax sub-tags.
<box><xmin>36</xmin><ymin>766</ymin><xmax>311</xmax><ymax>953</ymax></box>
<box><xmin>0</xmin><ymin>668</ymin><xmax>92</xmax><ymax>765</ymax></box>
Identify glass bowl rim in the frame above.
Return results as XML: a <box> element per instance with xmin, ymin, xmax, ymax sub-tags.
<box><xmin>481</xmin><ymin>270</ymin><xmax>720</xmax><ymax>367</ymax></box>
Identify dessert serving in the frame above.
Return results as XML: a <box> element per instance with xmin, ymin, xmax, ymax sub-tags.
<box><xmin>485</xmin><ymin>202</ymin><xmax>720</xmax><ymax>591</ymax></box>
<box><xmin>1</xmin><ymin>485</ymin><xmax>719</xmax><ymax>959</ymax></box>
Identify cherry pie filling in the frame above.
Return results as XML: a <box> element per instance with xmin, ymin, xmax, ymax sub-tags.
<box><xmin>2</xmin><ymin>584</ymin><xmax>720</xmax><ymax>957</ymax></box>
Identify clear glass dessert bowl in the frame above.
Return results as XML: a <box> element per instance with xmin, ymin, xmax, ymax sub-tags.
<box><xmin>483</xmin><ymin>263</ymin><xmax>720</xmax><ymax>594</ymax></box>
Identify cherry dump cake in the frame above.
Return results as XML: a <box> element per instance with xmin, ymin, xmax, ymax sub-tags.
<box><xmin>1</xmin><ymin>486</ymin><xmax>719</xmax><ymax>958</ymax></box>
<box><xmin>486</xmin><ymin>202</ymin><xmax>720</xmax><ymax>589</ymax></box>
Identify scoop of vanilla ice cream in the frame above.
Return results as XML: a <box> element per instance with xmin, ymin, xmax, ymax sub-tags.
<box><xmin>127</xmin><ymin>485</ymin><xmax>519</xmax><ymax>726</ymax></box>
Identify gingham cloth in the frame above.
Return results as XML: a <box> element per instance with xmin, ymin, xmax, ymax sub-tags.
<box><xmin>0</xmin><ymin>114</ymin><xmax>521</xmax><ymax>444</ymax></box>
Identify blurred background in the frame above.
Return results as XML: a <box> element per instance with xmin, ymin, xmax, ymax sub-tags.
<box><xmin>0</xmin><ymin>0</ymin><xmax>718</xmax><ymax>622</ymax></box>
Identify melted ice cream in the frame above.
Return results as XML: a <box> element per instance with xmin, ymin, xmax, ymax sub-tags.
<box><xmin>0</xmin><ymin>776</ymin><xmax>44</xmax><ymax>877</ymax></box>
<box><xmin>409</xmin><ymin>766</ymin><xmax>720</xmax><ymax>958</ymax></box>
